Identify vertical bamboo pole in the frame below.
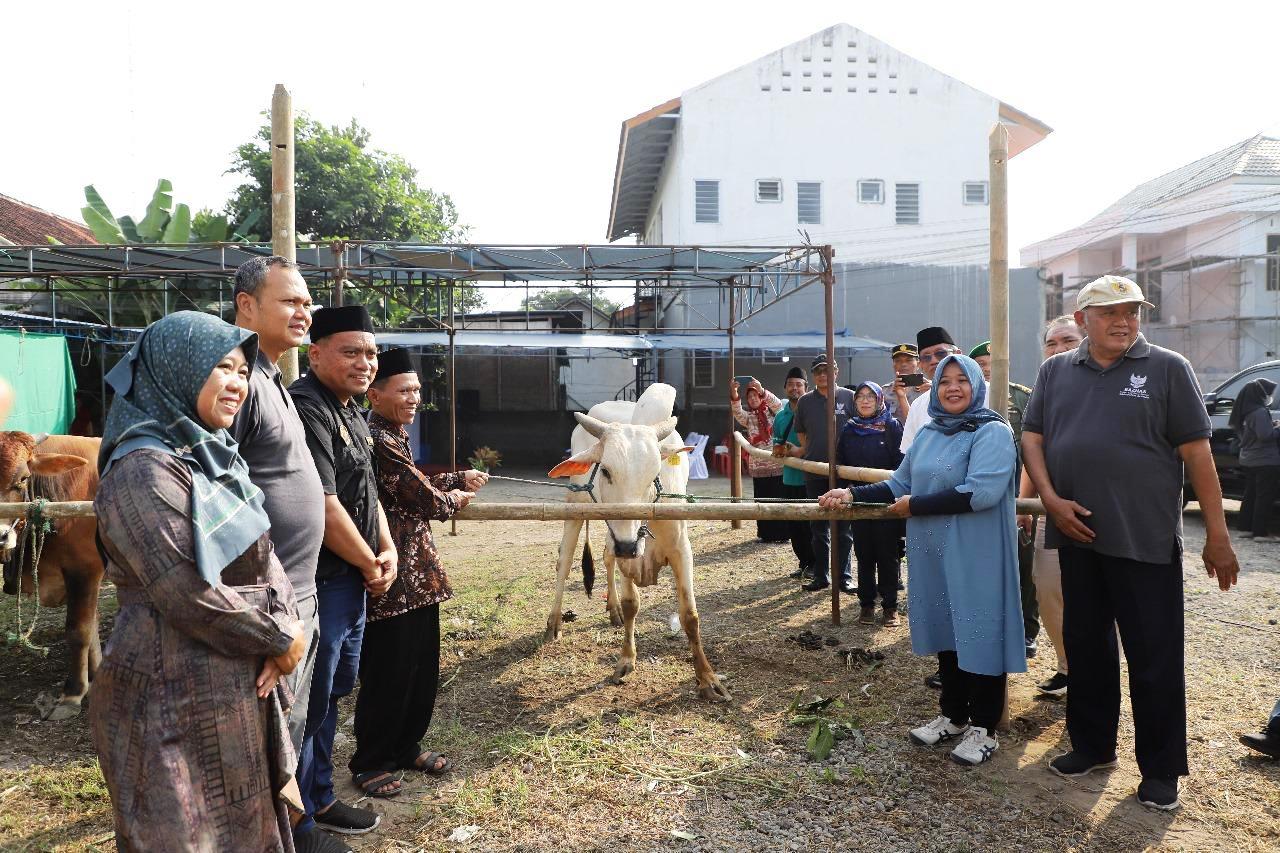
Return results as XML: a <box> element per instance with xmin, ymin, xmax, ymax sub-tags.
<box><xmin>989</xmin><ymin>123</ymin><xmax>1011</xmax><ymax>730</ymax></box>
<box><xmin>271</xmin><ymin>84</ymin><xmax>299</xmax><ymax>384</ymax></box>
<box><xmin>989</xmin><ymin>124</ymin><xmax>1010</xmax><ymax>411</ymax></box>
<box><xmin>728</xmin><ymin>278</ymin><xmax>743</xmax><ymax>529</ymax></box>
<box><xmin>823</xmin><ymin>247</ymin><xmax>840</xmax><ymax>626</ymax></box>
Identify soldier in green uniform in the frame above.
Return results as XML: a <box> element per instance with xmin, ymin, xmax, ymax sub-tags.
<box><xmin>970</xmin><ymin>341</ymin><xmax>1039</xmax><ymax>658</ymax></box>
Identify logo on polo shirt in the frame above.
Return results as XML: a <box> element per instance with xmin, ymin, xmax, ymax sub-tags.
<box><xmin>835</xmin><ymin>404</ymin><xmax>846</xmax><ymax>415</ymax></box>
<box><xmin>1120</xmin><ymin>374</ymin><xmax>1149</xmax><ymax>399</ymax></box>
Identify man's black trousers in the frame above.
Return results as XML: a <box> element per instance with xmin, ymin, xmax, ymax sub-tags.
<box><xmin>1059</xmin><ymin>545</ymin><xmax>1188</xmax><ymax>779</ymax></box>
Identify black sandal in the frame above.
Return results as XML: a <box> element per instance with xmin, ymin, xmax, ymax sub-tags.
<box><xmin>403</xmin><ymin>751</ymin><xmax>453</xmax><ymax>776</ymax></box>
<box><xmin>351</xmin><ymin>770</ymin><xmax>403</xmax><ymax>798</ymax></box>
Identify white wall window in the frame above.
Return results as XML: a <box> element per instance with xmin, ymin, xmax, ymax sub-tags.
<box><xmin>857</xmin><ymin>180</ymin><xmax>884</xmax><ymax>204</ymax></box>
<box><xmin>692</xmin><ymin>350</ymin><xmax>715</xmax><ymax>388</ymax></box>
<box><xmin>797</xmin><ymin>181</ymin><xmax>822</xmax><ymax>225</ymax></box>
<box><xmin>895</xmin><ymin>183</ymin><xmax>920</xmax><ymax>225</ymax></box>
<box><xmin>963</xmin><ymin>181</ymin><xmax>989</xmax><ymax>205</ymax></box>
<box><xmin>755</xmin><ymin>179</ymin><xmax>782</xmax><ymax>203</ymax></box>
<box><xmin>694</xmin><ymin>180</ymin><xmax>719</xmax><ymax>224</ymax></box>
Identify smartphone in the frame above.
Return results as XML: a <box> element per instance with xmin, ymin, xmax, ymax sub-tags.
<box><xmin>734</xmin><ymin>375</ymin><xmax>756</xmax><ymax>387</ymax></box>
<box><xmin>901</xmin><ymin>373</ymin><xmax>926</xmax><ymax>387</ymax></box>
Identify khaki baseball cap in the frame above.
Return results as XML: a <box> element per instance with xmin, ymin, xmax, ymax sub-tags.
<box><xmin>1076</xmin><ymin>275</ymin><xmax>1154</xmax><ymax>310</ymax></box>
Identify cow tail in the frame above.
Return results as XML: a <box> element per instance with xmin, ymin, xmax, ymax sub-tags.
<box><xmin>581</xmin><ymin>520</ymin><xmax>595</xmax><ymax>598</ymax></box>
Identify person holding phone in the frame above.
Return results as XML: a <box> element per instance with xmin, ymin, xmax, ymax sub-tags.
<box><xmin>887</xmin><ymin>343</ymin><xmax>927</xmax><ymax>424</ymax></box>
<box><xmin>731</xmin><ymin>375</ymin><xmax>787</xmax><ymax>542</ymax></box>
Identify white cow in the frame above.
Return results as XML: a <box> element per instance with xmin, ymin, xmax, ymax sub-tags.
<box><xmin>546</xmin><ymin>383</ymin><xmax>730</xmax><ymax>701</ymax></box>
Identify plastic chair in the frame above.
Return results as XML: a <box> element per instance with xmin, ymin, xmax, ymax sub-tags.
<box><xmin>685</xmin><ymin>432</ymin><xmax>710</xmax><ymax>480</ymax></box>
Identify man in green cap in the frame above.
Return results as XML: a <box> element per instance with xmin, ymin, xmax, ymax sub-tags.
<box><xmin>969</xmin><ymin>339</ymin><xmax>1038</xmax><ymax>658</ymax></box>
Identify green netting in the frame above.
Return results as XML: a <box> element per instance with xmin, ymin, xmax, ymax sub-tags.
<box><xmin>0</xmin><ymin>330</ymin><xmax>76</xmax><ymax>433</ymax></box>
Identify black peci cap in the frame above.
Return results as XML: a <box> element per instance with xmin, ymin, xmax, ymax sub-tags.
<box><xmin>916</xmin><ymin>326</ymin><xmax>955</xmax><ymax>351</ymax></box>
<box><xmin>374</xmin><ymin>347</ymin><xmax>415</xmax><ymax>382</ymax></box>
<box><xmin>785</xmin><ymin>366</ymin><xmax>807</xmax><ymax>381</ymax></box>
<box><xmin>310</xmin><ymin>305</ymin><xmax>374</xmax><ymax>341</ymax></box>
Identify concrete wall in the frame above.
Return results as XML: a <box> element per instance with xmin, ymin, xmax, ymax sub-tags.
<box><xmin>648</xmin><ymin>24</ymin><xmax>999</xmax><ymax>265</ymax></box>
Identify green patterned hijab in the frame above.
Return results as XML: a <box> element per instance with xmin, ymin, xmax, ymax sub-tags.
<box><xmin>100</xmin><ymin>311</ymin><xmax>270</xmax><ymax>585</ymax></box>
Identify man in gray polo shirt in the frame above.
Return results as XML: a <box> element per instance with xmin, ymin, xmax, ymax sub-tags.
<box><xmin>787</xmin><ymin>354</ymin><xmax>856</xmax><ymax>593</ymax></box>
<box><xmin>231</xmin><ymin>256</ymin><xmax>332</xmax><ymax>851</ymax></box>
<box><xmin>1022</xmin><ymin>275</ymin><xmax>1239</xmax><ymax>812</ymax></box>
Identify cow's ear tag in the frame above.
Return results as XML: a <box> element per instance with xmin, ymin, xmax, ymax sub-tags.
<box><xmin>666</xmin><ymin>446</ymin><xmax>695</xmax><ymax>465</ymax></box>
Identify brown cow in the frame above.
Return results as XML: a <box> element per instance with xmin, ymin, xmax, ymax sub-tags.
<box><xmin>0</xmin><ymin>432</ymin><xmax>103</xmax><ymax>720</ymax></box>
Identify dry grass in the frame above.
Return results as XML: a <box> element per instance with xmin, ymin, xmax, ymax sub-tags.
<box><xmin>1</xmin><ymin>512</ymin><xmax>1279</xmax><ymax>851</ymax></box>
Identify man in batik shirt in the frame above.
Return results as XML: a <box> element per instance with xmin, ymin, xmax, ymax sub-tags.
<box><xmin>348</xmin><ymin>347</ymin><xmax>488</xmax><ymax>791</ymax></box>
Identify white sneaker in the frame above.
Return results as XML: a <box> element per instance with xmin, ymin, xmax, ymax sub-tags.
<box><xmin>909</xmin><ymin>715</ymin><xmax>969</xmax><ymax>746</ymax></box>
<box><xmin>950</xmin><ymin>726</ymin><xmax>998</xmax><ymax>766</ymax></box>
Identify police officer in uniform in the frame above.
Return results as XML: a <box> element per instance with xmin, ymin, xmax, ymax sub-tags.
<box><xmin>290</xmin><ymin>304</ymin><xmax>399</xmax><ymax>849</ymax></box>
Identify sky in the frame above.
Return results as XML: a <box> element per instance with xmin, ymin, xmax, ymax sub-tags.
<box><xmin>5</xmin><ymin>1</ymin><xmax>1279</xmax><ymax>310</ymax></box>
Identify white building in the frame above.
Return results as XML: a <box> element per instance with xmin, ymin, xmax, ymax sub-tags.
<box><xmin>1021</xmin><ymin>132</ymin><xmax>1280</xmax><ymax>385</ymax></box>
<box><xmin>607</xmin><ymin>23</ymin><xmax>1051</xmax><ymax>265</ymax></box>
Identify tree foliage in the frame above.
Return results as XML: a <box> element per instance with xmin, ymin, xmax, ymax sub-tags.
<box><xmin>521</xmin><ymin>286</ymin><xmax>621</xmax><ymax>318</ymax></box>
<box><xmin>225</xmin><ymin>115</ymin><xmax>465</xmax><ymax>243</ymax></box>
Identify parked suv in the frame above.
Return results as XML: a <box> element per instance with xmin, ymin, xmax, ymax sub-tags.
<box><xmin>1196</xmin><ymin>360</ymin><xmax>1280</xmax><ymax>502</ymax></box>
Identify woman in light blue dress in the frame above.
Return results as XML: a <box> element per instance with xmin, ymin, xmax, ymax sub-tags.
<box><xmin>820</xmin><ymin>354</ymin><xmax>1025</xmax><ymax>766</ymax></box>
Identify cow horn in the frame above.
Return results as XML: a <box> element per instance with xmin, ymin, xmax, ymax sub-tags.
<box><xmin>574</xmin><ymin>412</ymin><xmax>609</xmax><ymax>439</ymax></box>
<box><xmin>652</xmin><ymin>417</ymin><xmax>678</xmax><ymax>442</ymax></box>
<box><xmin>31</xmin><ymin>433</ymin><xmax>49</xmax><ymax>445</ymax></box>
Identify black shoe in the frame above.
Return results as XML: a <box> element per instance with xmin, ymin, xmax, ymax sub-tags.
<box><xmin>840</xmin><ymin>582</ymin><xmax>858</xmax><ymax>595</ymax></box>
<box><xmin>801</xmin><ymin>578</ymin><xmax>830</xmax><ymax>592</ymax></box>
<box><xmin>1036</xmin><ymin>672</ymin><xmax>1068</xmax><ymax>698</ymax></box>
<box><xmin>1049</xmin><ymin>751</ymin><xmax>1118</xmax><ymax>778</ymax></box>
<box><xmin>295</xmin><ymin>827</ymin><xmax>353</xmax><ymax>853</ymax></box>
<box><xmin>1136</xmin><ymin>777</ymin><xmax>1180</xmax><ymax>811</ymax></box>
<box><xmin>1025</xmin><ymin>637</ymin><xmax>1038</xmax><ymax>658</ymax></box>
<box><xmin>924</xmin><ymin>670</ymin><xmax>942</xmax><ymax>690</ymax></box>
<box><xmin>789</xmin><ymin>567</ymin><xmax>806</xmax><ymax>579</ymax></box>
<box><xmin>313</xmin><ymin>800</ymin><xmax>381</xmax><ymax>835</ymax></box>
<box><xmin>1240</xmin><ymin>729</ymin><xmax>1280</xmax><ymax>758</ymax></box>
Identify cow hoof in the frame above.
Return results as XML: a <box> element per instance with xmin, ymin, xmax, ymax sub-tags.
<box><xmin>697</xmin><ymin>679</ymin><xmax>732</xmax><ymax>702</ymax></box>
<box><xmin>44</xmin><ymin>699</ymin><xmax>84</xmax><ymax>721</ymax></box>
<box><xmin>607</xmin><ymin>608</ymin><xmax>624</xmax><ymax>628</ymax></box>
<box><xmin>609</xmin><ymin>660</ymin><xmax>635</xmax><ymax>684</ymax></box>
<box><xmin>541</xmin><ymin>625</ymin><xmax>562</xmax><ymax>644</ymax></box>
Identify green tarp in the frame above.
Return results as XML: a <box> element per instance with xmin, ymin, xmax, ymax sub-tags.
<box><xmin>0</xmin><ymin>330</ymin><xmax>76</xmax><ymax>433</ymax></box>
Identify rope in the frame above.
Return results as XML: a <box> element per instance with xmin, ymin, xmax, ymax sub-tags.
<box><xmin>6</xmin><ymin>498</ymin><xmax>51</xmax><ymax>655</ymax></box>
<box><xmin>484</xmin><ymin>475</ymin><xmax>854</xmax><ymax>505</ymax></box>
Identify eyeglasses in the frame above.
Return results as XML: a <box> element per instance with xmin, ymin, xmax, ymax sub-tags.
<box><xmin>854</xmin><ymin>394</ymin><xmax>878</xmax><ymax>402</ymax></box>
<box><xmin>919</xmin><ymin>347</ymin><xmax>959</xmax><ymax>364</ymax></box>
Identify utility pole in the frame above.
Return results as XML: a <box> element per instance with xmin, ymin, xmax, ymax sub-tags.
<box><xmin>271</xmin><ymin>84</ymin><xmax>299</xmax><ymax>384</ymax></box>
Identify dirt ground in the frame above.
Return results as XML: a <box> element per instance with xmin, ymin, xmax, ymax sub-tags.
<box><xmin>1</xmin><ymin>473</ymin><xmax>1278</xmax><ymax>851</ymax></box>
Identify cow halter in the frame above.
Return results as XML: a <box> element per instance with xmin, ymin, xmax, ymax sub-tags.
<box><xmin>575</xmin><ymin>462</ymin><xmax>662</xmax><ymax>543</ymax></box>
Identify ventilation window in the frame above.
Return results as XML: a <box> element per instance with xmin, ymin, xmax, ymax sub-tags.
<box><xmin>847</xmin><ymin>86</ymin><xmax>857</xmax><ymax>92</ymax></box>
<box><xmin>858</xmin><ymin>180</ymin><xmax>884</xmax><ymax>204</ymax></box>
<box><xmin>802</xmin><ymin>55</ymin><xmax>812</xmax><ymax>62</ymax></box>
<box><xmin>782</xmin><ymin>70</ymin><xmax>792</xmax><ymax>77</ymax></box>
<box><xmin>802</xmin><ymin>86</ymin><xmax>812</xmax><ymax>92</ymax></box>
<box><xmin>868</xmin><ymin>56</ymin><xmax>877</xmax><ymax>63</ymax></box>
<box><xmin>868</xmin><ymin>72</ymin><xmax>877</xmax><ymax>79</ymax></box>
<box><xmin>909</xmin><ymin>87</ymin><xmax>918</xmax><ymax>95</ymax></box>
<box><xmin>889</xmin><ymin>72</ymin><xmax>898</xmax><ymax>79</ymax></box>
<box><xmin>847</xmin><ymin>71</ymin><xmax>857</xmax><ymax>77</ymax></box>
<box><xmin>694</xmin><ymin>180</ymin><xmax>720</xmax><ymax>224</ymax></box>
<box><xmin>822</xmin><ymin>70</ymin><xmax>832</xmax><ymax>78</ymax></box>
<box><xmin>823</xmin><ymin>87</ymin><xmax>832</xmax><ymax>93</ymax></box>
<box><xmin>782</xmin><ymin>85</ymin><xmax>792</xmax><ymax>92</ymax></box>
<box><xmin>822</xmin><ymin>32</ymin><xmax>833</xmax><ymax>47</ymax></box>
<box><xmin>797</xmin><ymin>181</ymin><xmax>822</xmax><ymax>225</ymax></box>
<box><xmin>895</xmin><ymin>183</ymin><xmax>920</xmax><ymax>224</ymax></box>
<box><xmin>823</xmin><ymin>56</ymin><xmax>832</xmax><ymax>62</ymax></box>
<box><xmin>755</xmin><ymin>179</ymin><xmax>782</xmax><ymax>203</ymax></box>
<box><xmin>847</xmin><ymin>56</ymin><xmax>857</xmax><ymax>62</ymax></box>
<box><xmin>802</xmin><ymin>70</ymin><xmax>812</xmax><ymax>77</ymax></box>
<box><xmin>889</xmin><ymin>88</ymin><xmax>897</xmax><ymax>94</ymax></box>
<box><xmin>963</xmin><ymin>181</ymin><xmax>989</xmax><ymax>205</ymax></box>
<box><xmin>847</xmin><ymin>40</ymin><xmax>857</xmax><ymax>48</ymax></box>
<box><xmin>761</xmin><ymin>84</ymin><xmax>772</xmax><ymax>92</ymax></box>
<box><xmin>868</xmin><ymin>87</ymin><xmax>878</xmax><ymax>93</ymax></box>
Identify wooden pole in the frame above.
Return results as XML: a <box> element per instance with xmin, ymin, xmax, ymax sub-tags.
<box><xmin>0</xmin><ymin>498</ymin><xmax>1047</xmax><ymax>522</ymax></box>
<box><xmin>736</xmin><ymin>432</ymin><xmax>890</xmax><ymax>482</ymax></box>
<box><xmin>271</xmin><ymin>84</ymin><xmax>299</xmax><ymax>385</ymax></box>
<box><xmin>989</xmin><ymin>122</ymin><xmax>1011</xmax><ymax>732</ymax></box>
<box><xmin>727</xmin><ymin>278</ymin><xmax>743</xmax><ymax>529</ymax></box>
<box><xmin>989</xmin><ymin>124</ymin><xmax>1010</xmax><ymax>412</ymax></box>
<box><xmin>823</xmin><ymin>247</ymin><xmax>840</xmax><ymax>625</ymax></box>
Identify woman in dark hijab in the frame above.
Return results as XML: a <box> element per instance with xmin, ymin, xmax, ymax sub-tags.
<box><xmin>1229</xmin><ymin>378</ymin><xmax>1280</xmax><ymax>540</ymax></box>
<box><xmin>91</xmin><ymin>311</ymin><xmax>306</xmax><ymax>852</ymax></box>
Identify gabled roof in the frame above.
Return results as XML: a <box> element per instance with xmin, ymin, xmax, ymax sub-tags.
<box><xmin>606</xmin><ymin>23</ymin><xmax>1051</xmax><ymax>242</ymax></box>
<box><xmin>1021</xmin><ymin>133</ymin><xmax>1280</xmax><ymax>262</ymax></box>
<box><xmin>0</xmin><ymin>193</ymin><xmax>97</xmax><ymax>245</ymax></box>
